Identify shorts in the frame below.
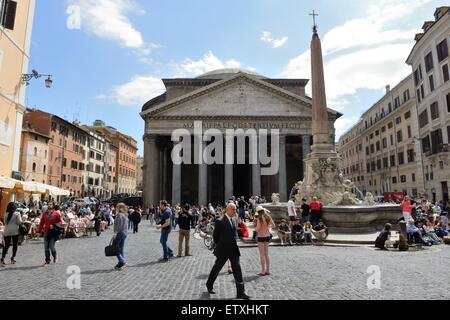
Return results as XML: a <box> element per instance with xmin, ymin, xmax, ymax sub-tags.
<box><xmin>257</xmin><ymin>237</ymin><xmax>271</xmax><ymax>243</ymax></box>
<box><xmin>289</xmin><ymin>216</ymin><xmax>296</xmax><ymax>222</ymax></box>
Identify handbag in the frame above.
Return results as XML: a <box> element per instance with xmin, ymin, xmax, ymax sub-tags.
<box><xmin>19</xmin><ymin>223</ymin><xmax>29</xmax><ymax>236</ymax></box>
<box><xmin>105</xmin><ymin>240</ymin><xmax>120</xmax><ymax>257</ymax></box>
<box><xmin>52</xmin><ymin>223</ymin><xmax>65</xmax><ymax>240</ymax></box>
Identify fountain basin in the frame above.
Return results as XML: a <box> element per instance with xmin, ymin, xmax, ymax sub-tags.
<box><xmin>261</xmin><ymin>203</ymin><xmax>402</xmax><ymax>234</ymax></box>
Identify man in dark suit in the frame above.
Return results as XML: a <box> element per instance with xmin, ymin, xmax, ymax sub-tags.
<box><xmin>206</xmin><ymin>203</ymin><xmax>250</xmax><ymax>300</ymax></box>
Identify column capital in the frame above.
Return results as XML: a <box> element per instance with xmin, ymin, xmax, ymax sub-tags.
<box><xmin>143</xmin><ymin>134</ymin><xmax>158</xmax><ymax>143</ymax></box>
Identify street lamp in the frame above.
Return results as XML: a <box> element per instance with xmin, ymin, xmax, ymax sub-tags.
<box><xmin>21</xmin><ymin>70</ymin><xmax>53</xmax><ymax>88</ymax></box>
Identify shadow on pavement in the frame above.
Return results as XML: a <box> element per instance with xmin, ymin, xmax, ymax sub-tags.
<box><xmin>81</xmin><ymin>269</ymin><xmax>116</xmax><ymax>275</ymax></box>
<box><xmin>0</xmin><ymin>265</ymin><xmax>44</xmax><ymax>271</ymax></box>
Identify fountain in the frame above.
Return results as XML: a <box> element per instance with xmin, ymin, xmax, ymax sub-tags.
<box><xmin>261</xmin><ymin>20</ymin><xmax>401</xmax><ymax>234</ymax></box>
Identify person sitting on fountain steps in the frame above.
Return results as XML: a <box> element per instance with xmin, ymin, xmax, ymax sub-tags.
<box><xmin>277</xmin><ymin>220</ymin><xmax>292</xmax><ymax>246</ymax></box>
<box><xmin>375</xmin><ymin>223</ymin><xmax>392</xmax><ymax>250</ymax></box>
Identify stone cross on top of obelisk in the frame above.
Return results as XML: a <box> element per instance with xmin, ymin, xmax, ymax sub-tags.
<box><xmin>310</xmin><ymin>10</ymin><xmax>319</xmax><ymax>34</ymax></box>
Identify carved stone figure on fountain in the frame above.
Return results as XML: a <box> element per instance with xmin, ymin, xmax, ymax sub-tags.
<box><xmin>271</xmin><ymin>193</ymin><xmax>280</xmax><ymax>205</ymax></box>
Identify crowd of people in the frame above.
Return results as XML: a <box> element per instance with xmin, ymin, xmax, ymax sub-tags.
<box><xmin>2</xmin><ymin>193</ymin><xmax>449</xmax><ymax>299</ymax></box>
<box><xmin>375</xmin><ymin>196</ymin><xmax>450</xmax><ymax>250</ymax></box>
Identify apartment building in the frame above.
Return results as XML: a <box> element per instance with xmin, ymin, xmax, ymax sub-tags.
<box><xmin>406</xmin><ymin>6</ymin><xmax>450</xmax><ymax>203</ymax></box>
<box><xmin>338</xmin><ymin>75</ymin><xmax>425</xmax><ymax>198</ymax></box>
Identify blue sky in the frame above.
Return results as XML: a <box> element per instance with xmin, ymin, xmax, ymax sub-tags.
<box><xmin>26</xmin><ymin>0</ymin><xmax>448</xmax><ymax>155</ymax></box>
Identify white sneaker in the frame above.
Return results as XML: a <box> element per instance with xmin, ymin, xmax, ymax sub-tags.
<box><xmin>280</xmin><ymin>241</ymin><xmax>284</xmax><ymax>246</ymax></box>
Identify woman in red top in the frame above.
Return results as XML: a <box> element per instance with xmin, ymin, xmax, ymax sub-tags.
<box><xmin>400</xmin><ymin>196</ymin><xmax>415</xmax><ymax>222</ymax></box>
<box><xmin>38</xmin><ymin>202</ymin><xmax>63</xmax><ymax>266</ymax></box>
<box><xmin>310</xmin><ymin>197</ymin><xmax>322</xmax><ymax>227</ymax></box>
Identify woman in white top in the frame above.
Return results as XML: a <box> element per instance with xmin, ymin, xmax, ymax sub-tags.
<box><xmin>1</xmin><ymin>202</ymin><xmax>23</xmax><ymax>267</ymax></box>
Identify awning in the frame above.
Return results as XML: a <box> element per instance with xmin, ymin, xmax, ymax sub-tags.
<box><xmin>0</xmin><ymin>178</ymin><xmax>71</xmax><ymax>196</ymax></box>
<box><xmin>19</xmin><ymin>181</ymin><xmax>48</xmax><ymax>194</ymax></box>
<box><xmin>47</xmin><ymin>185</ymin><xmax>70</xmax><ymax>196</ymax></box>
<box><xmin>0</xmin><ymin>176</ymin><xmax>21</xmax><ymax>191</ymax></box>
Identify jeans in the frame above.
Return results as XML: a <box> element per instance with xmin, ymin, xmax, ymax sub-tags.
<box><xmin>44</xmin><ymin>233</ymin><xmax>57</xmax><ymax>264</ymax></box>
<box><xmin>160</xmin><ymin>229</ymin><xmax>173</xmax><ymax>259</ymax></box>
<box><xmin>112</xmin><ymin>231</ymin><xmax>127</xmax><ymax>266</ymax></box>
<box><xmin>128</xmin><ymin>220</ymin><xmax>134</xmax><ymax>231</ymax></box>
<box><xmin>2</xmin><ymin>235</ymin><xmax>19</xmax><ymax>260</ymax></box>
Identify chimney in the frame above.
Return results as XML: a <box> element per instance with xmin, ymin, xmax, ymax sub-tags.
<box><xmin>385</xmin><ymin>85</ymin><xmax>391</xmax><ymax>94</ymax></box>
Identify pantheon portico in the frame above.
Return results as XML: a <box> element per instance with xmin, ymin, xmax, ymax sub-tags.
<box><xmin>140</xmin><ymin>69</ymin><xmax>341</xmax><ymax>207</ymax></box>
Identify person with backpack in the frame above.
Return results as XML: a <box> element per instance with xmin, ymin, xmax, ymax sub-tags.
<box><xmin>1</xmin><ymin>202</ymin><xmax>23</xmax><ymax>267</ymax></box>
<box><xmin>38</xmin><ymin>201</ymin><xmax>63</xmax><ymax>266</ymax></box>
<box><xmin>156</xmin><ymin>200</ymin><xmax>174</xmax><ymax>262</ymax></box>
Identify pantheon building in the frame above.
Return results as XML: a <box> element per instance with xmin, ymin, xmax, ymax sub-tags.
<box><xmin>140</xmin><ymin>69</ymin><xmax>341</xmax><ymax>207</ymax></box>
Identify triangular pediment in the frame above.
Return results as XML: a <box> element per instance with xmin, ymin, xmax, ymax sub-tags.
<box><xmin>141</xmin><ymin>73</ymin><xmax>323</xmax><ymax>119</ymax></box>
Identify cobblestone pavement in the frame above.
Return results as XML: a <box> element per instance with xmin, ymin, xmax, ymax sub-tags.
<box><xmin>1</xmin><ymin>221</ymin><xmax>449</xmax><ymax>300</ymax></box>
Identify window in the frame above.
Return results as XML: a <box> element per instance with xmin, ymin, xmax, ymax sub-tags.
<box><xmin>377</xmin><ymin>159</ymin><xmax>382</xmax><ymax>170</ymax></box>
<box><xmin>414</xmin><ymin>68</ymin><xmax>420</xmax><ymax>86</ymax></box>
<box><xmin>382</xmin><ymin>138</ymin><xmax>387</xmax><ymax>148</ymax></box>
<box><xmin>404</xmin><ymin>111</ymin><xmax>411</xmax><ymax>119</ymax></box>
<box><xmin>394</xmin><ymin>97</ymin><xmax>400</xmax><ymax>109</ymax></box>
<box><xmin>443</xmin><ymin>64</ymin><xmax>449</xmax><ymax>82</ymax></box>
<box><xmin>366</xmin><ymin>147</ymin><xmax>369</xmax><ymax>156</ymax></box>
<box><xmin>390</xmin><ymin>135</ymin><xmax>394</xmax><ymax>146</ymax></box>
<box><xmin>388</xmin><ymin>103</ymin><xmax>392</xmax><ymax>113</ymax></box>
<box><xmin>376</xmin><ymin>141</ymin><xmax>380</xmax><ymax>151</ymax></box>
<box><xmin>45</xmin><ymin>150</ymin><xmax>47</xmax><ymax>159</ymax></box>
<box><xmin>407</xmin><ymin>149</ymin><xmax>414</xmax><ymax>162</ymax></box>
<box><xmin>403</xmin><ymin>90</ymin><xmax>410</xmax><ymax>102</ymax></box>
<box><xmin>388</xmin><ymin>122</ymin><xmax>393</xmax><ymax>129</ymax></box>
<box><xmin>412</xmin><ymin>173</ymin><xmax>416</xmax><ymax>182</ymax></box>
<box><xmin>421</xmin><ymin>85</ymin><xmax>425</xmax><ymax>100</ymax></box>
<box><xmin>381</xmin><ymin>126</ymin><xmax>386</xmax><ymax>133</ymax></box>
<box><xmin>437</xmin><ymin>39</ymin><xmax>448</xmax><ymax>62</ymax></box>
<box><xmin>370</xmin><ymin>144</ymin><xmax>375</xmax><ymax>154</ymax></box>
<box><xmin>396</xmin><ymin>117</ymin><xmax>401</xmax><ymax>125</ymax></box>
<box><xmin>419</xmin><ymin>110</ymin><xmax>429</xmax><ymax>128</ymax></box>
<box><xmin>401</xmin><ymin>175</ymin><xmax>407</xmax><ymax>183</ymax></box>
<box><xmin>62</xmin><ymin>158</ymin><xmax>67</xmax><ymax>167</ymax></box>
<box><xmin>392</xmin><ymin>176</ymin><xmax>397</xmax><ymax>184</ymax></box>
<box><xmin>425</xmin><ymin>52</ymin><xmax>434</xmax><ymax>72</ymax></box>
<box><xmin>417</xmin><ymin>89</ymin><xmax>421</xmax><ymax>103</ymax></box>
<box><xmin>0</xmin><ymin>0</ymin><xmax>17</xmax><ymax>30</ymax></box>
<box><xmin>390</xmin><ymin>155</ymin><xmax>396</xmax><ymax>167</ymax></box>
<box><xmin>397</xmin><ymin>130</ymin><xmax>403</xmax><ymax>143</ymax></box>
<box><xmin>429</xmin><ymin>75</ymin><xmax>435</xmax><ymax>92</ymax></box>
<box><xmin>422</xmin><ymin>136</ymin><xmax>431</xmax><ymax>153</ymax></box>
<box><xmin>447</xmin><ymin>93</ymin><xmax>450</xmax><ymax>113</ymax></box>
<box><xmin>430</xmin><ymin>129</ymin><xmax>443</xmax><ymax>154</ymax></box>
<box><xmin>383</xmin><ymin>157</ymin><xmax>388</xmax><ymax>168</ymax></box>
<box><xmin>32</xmin><ymin>163</ymin><xmax>36</xmax><ymax>172</ymax></box>
<box><xmin>398</xmin><ymin>152</ymin><xmax>404</xmax><ymax>165</ymax></box>
<box><xmin>375</xmin><ymin>130</ymin><xmax>379</xmax><ymax>136</ymax></box>
<box><xmin>430</xmin><ymin>102</ymin><xmax>439</xmax><ymax>120</ymax></box>
<box><xmin>34</xmin><ymin>147</ymin><xmax>37</xmax><ymax>156</ymax></box>
<box><xmin>407</xmin><ymin>126</ymin><xmax>412</xmax><ymax>139</ymax></box>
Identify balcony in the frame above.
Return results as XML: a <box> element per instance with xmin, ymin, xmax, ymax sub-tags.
<box><xmin>431</xmin><ymin>144</ymin><xmax>449</xmax><ymax>155</ymax></box>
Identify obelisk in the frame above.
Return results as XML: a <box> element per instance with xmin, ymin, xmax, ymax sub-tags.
<box><xmin>310</xmin><ymin>21</ymin><xmax>333</xmax><ymax>153</ymax></box>
<box><xmin>296</xmin><ymin>12</ymin><xmax>345</xmax><ymax>204</ymax></box>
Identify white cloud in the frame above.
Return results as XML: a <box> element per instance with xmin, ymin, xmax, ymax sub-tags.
<box><xmin>174</xmin><ymin>51</ymin><xmax>243</xmax><ymax>77</ymax></box>
<box><xmin>67</xmin><ymin>0</ymin><xmax>145</xmax><ymax>49</ymax></box>
<box><xmin>105</xmin><ymin>76</ymin><xmax>166</xmax><ymax>107</ymax></box>
<box><xmin>335</xmin><ymin>115</ymin><xmax>360</xmax><ymax>139</ymax></box>
<box><xmin>281</xmin><ymin>0</ymin><xmax>429</xmax><ymax>102</ymax></box>
<box><xmin>260</xmin><ymin>31</ymin><xmax>288</xmax><ymax>48</ymax></box>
